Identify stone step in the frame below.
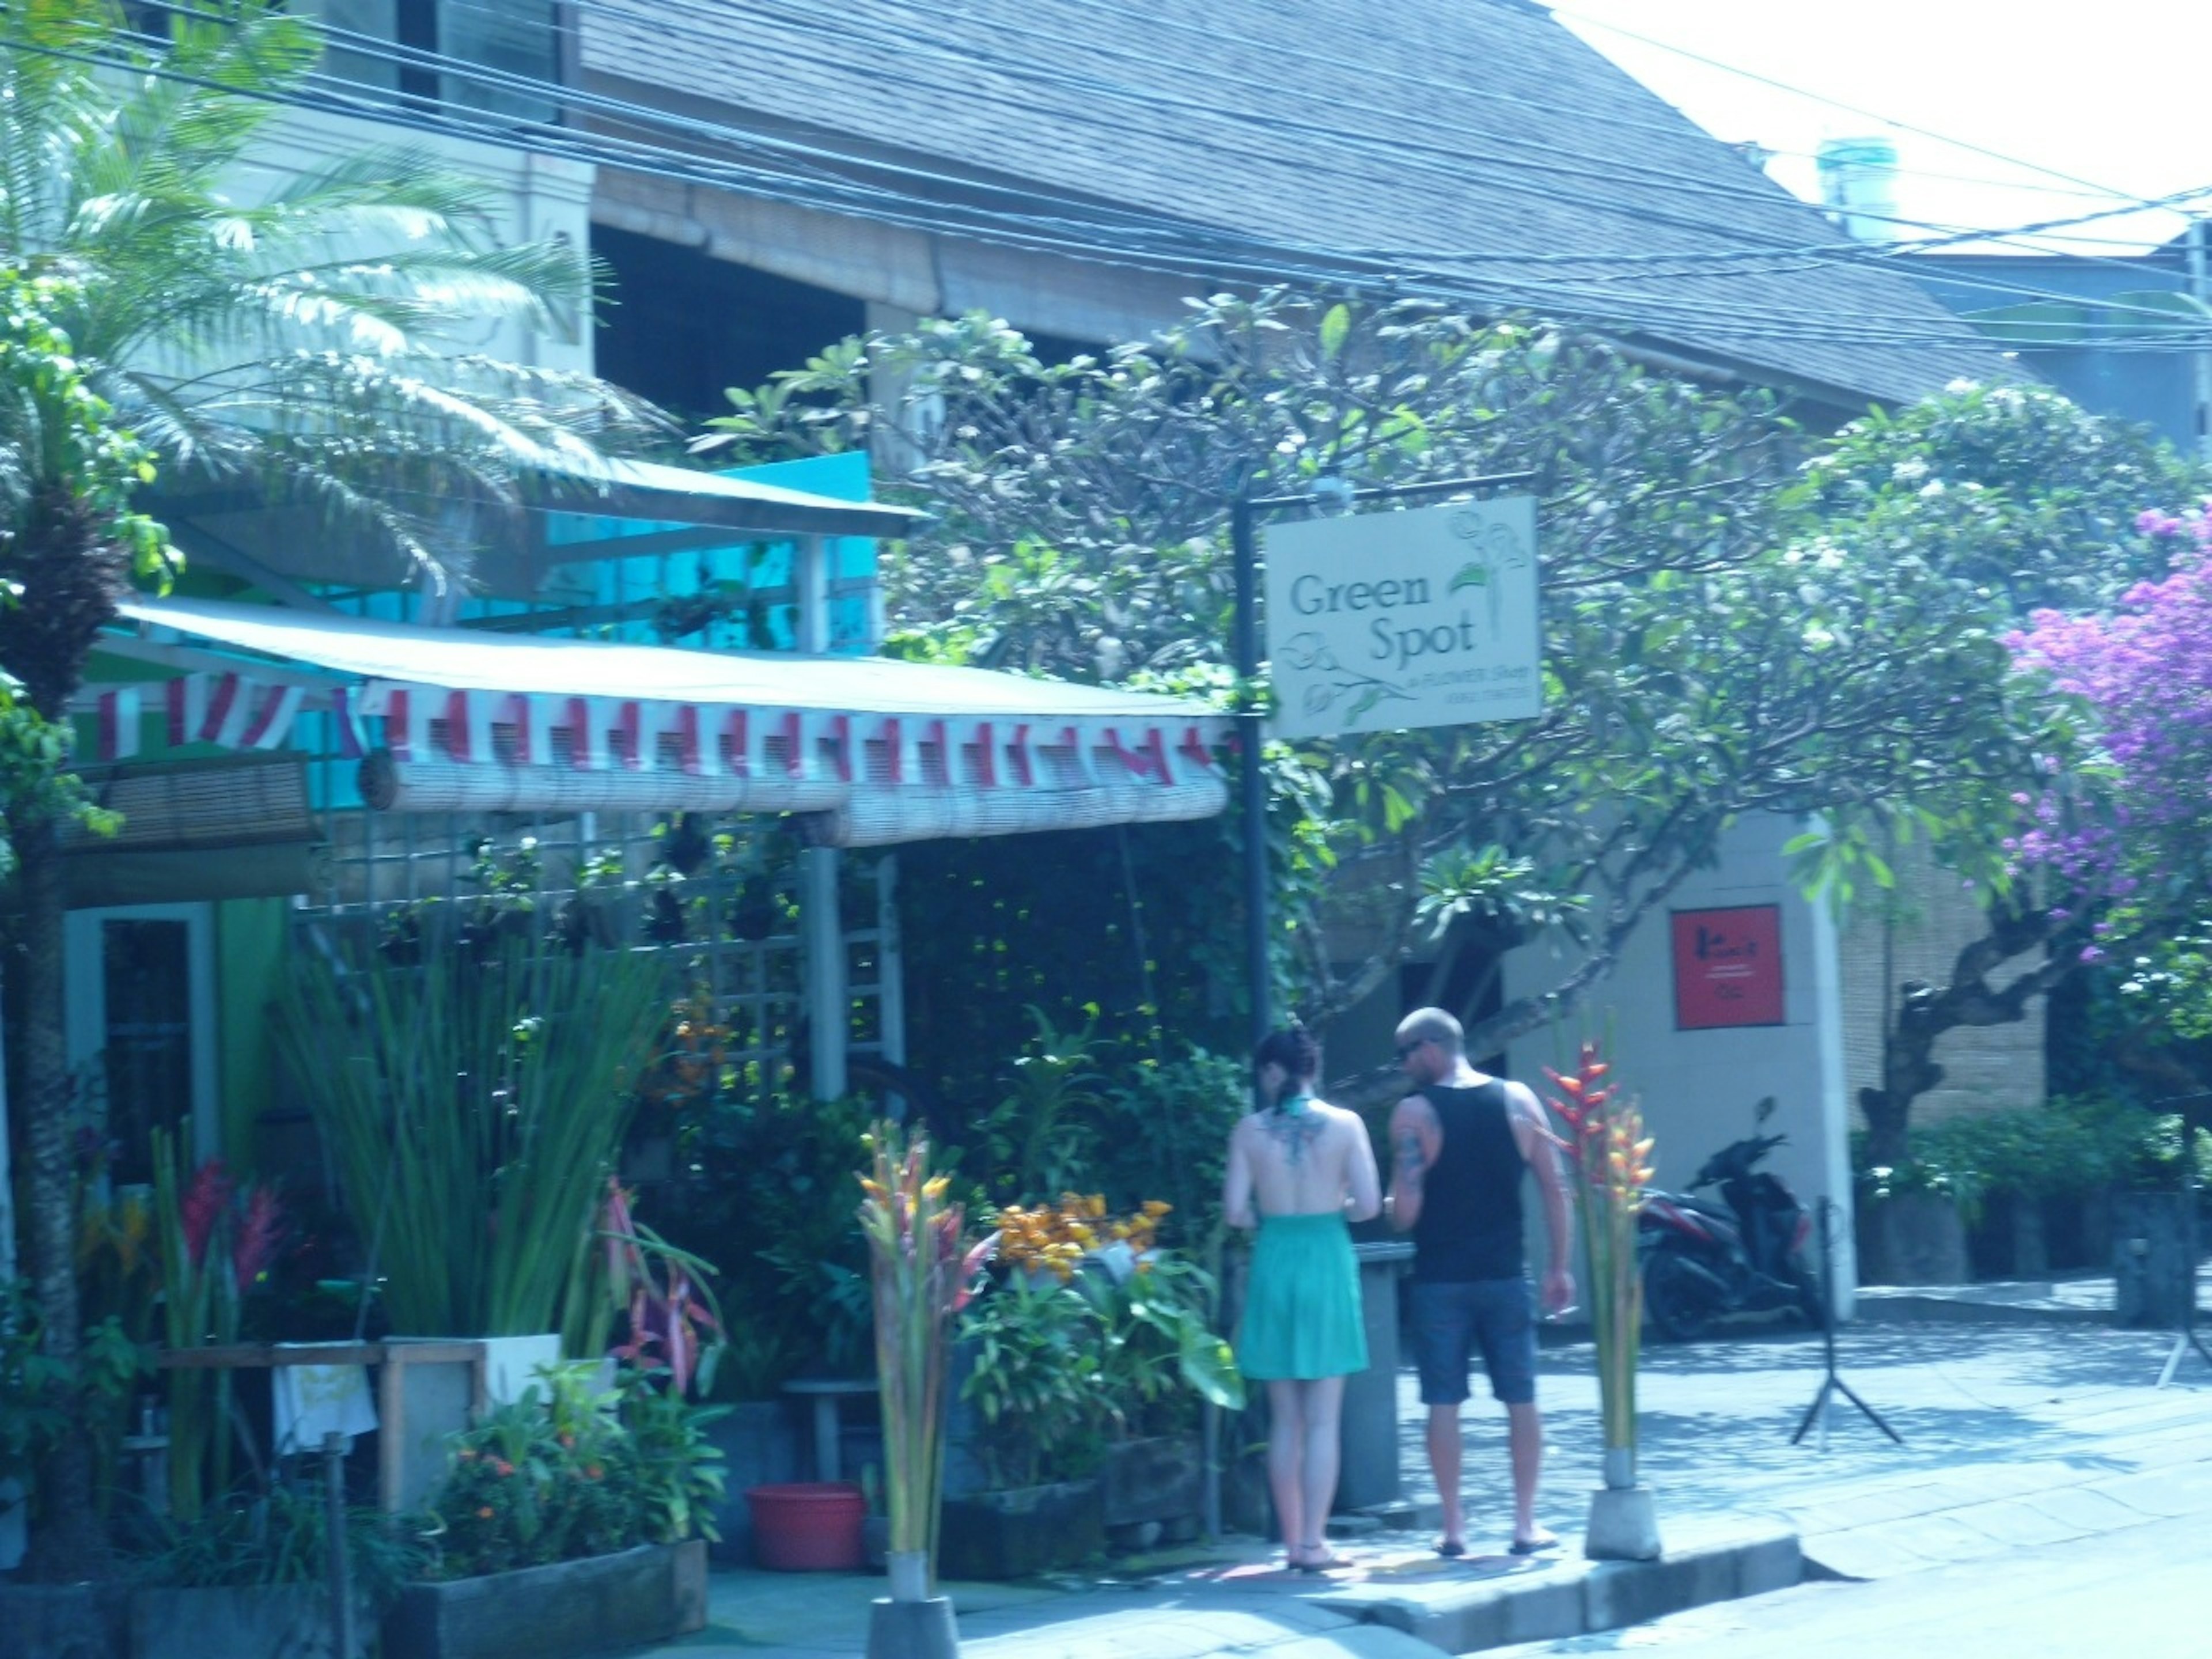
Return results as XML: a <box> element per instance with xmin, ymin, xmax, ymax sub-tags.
<box><xmin>1306</xmin><ymin>1518</ymin><xmax>1800</xmax><ymax>1655</ymax></box>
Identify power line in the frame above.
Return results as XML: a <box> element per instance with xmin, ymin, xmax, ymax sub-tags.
<box><xmin>129</xmin><ymin>1</ymin><xmax>2204</xmax><ymax>288</ymax></box>
<box><xmin>54</xmin><ymin>9</ymin><xmax>2212</xmax><ymax>354</ymax></box>
<box><xmin>1546</xmin><ymin>1</ymin><xmax>2175</xmax><ymax>213</ymax></box>
<box><xmin>526</xmin><ymin>0</ymin><xmax>2191</xmax><ymax>225</ymax></box>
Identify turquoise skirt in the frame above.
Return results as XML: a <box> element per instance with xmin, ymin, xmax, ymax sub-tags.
<box><xmin>1236</xmin><ymin>1211</ymin><xmax>1368</xmax><ymax>1381</ymax></box>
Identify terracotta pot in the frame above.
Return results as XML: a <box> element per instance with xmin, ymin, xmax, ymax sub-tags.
<box><xmin>745</xmin><ymin>1482</ymin><xmax>868</xmax><ymax>1571</ymax></box>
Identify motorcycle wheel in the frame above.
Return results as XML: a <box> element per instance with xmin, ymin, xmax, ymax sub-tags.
<box><xmin>1643</xmin><ymin>1246</ymin><xmax>1719</xmax><ymax>1343</ymax></box>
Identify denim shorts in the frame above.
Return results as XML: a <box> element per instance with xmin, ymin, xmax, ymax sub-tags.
<box><xmin>1408</xmin><ymin>1277</ymin><xmax>1537</xmax><ymax>1406</ymax></box>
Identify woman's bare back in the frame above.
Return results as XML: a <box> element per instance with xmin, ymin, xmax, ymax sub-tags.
<box><xmin>1226</xmin><ymin>1103</ymin><xmax>1382</xmax><ymax>1223</ymax></box>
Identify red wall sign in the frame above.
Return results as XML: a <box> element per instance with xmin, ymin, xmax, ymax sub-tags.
<box><xmin>1671</xmin><ymin>905</ymin><xmax>1785</xmax><ymax>1029</ymax></box>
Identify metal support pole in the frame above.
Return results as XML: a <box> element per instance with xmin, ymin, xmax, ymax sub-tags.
<box><xmin>804</xmin><ymin>846</ymin><xmax>847</xmax><ymax>1101</ymax></box>
<box><xmin>1230</xmin><ymin>495</ymin><xmax>1271</xmax><ymax>1051</ymax></box>
<box><xmin>2191</xmin><ymin>219</ymin><xmax>2211</xmax><ymax>466</ymax></box>
<box><xmin>323</xmin><ymin>1431</ymin><xmax>356</xmax><ymax>1658</ymax></box>
<box><xmin>796</xmin><ymin>533</ymin><xmax>848</xmax><ymax>1100</ymax></box>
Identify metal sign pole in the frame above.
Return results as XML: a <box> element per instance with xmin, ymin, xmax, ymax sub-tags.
<box><xmin>1230</xmin><ymin>494</ymin><xmax>1271</xmax><ymax>1052</ymax></box>
<box><xmin>1229</xmin><ymin>469</ymin><xmax>1536</xmax><ymax>1053</ymax></box>
<box><xmin>1791</xmin><ymin>1199</ymin><xmax>1903</xmax><ymax>1447</ymax></box>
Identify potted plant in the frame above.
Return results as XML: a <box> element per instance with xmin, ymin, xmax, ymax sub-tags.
<box><xmin>855</xmin><ymin>1124</ymin><xmax>993</xmax><ymax>1655</ymax></box>
<box><xmin>1069</xmin><ymin>1217</ymin><xmax>1241</xmax><ymax>1548</ymax></box>
<box><xmin>940</xmin><ymin>1191</ymin><xmax>1243</xmax><ymax>1577</ymax></box>
<box><xmin>275</xmin><ymin>941</ymin><xmax>668</xmax><ymax>1509</ymax></box>
<box><xmin>942</xmin><ymin>1270</ymin><xmax>1108</xmax><ymax>1580</ymax></box>
<box><xmin>1543</xmin><ymin>1039</ymin><xmax>1660</xmax><ymax>1561</ymax></box>
<box><xmin>385</xmin><ymin>1363</ymin><xmax>721</xmax><ymax>1659</ymax></box>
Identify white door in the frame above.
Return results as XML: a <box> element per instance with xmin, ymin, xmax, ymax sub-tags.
<box><xmin>63</xmin><ymin>903</ymin><xmax>218</xmax><ymax>1184</ymax></box>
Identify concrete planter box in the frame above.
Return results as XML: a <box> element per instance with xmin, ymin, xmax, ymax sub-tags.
<box><xmin>0</xmin><ymin>1581</ymin><xmax>128</xmax><ymax>1659</ymax></box>
<box><xmin>130</xmin><ymin>1585</ymin><xmax>369</xmax><ymax>1659</ymax></box>
<box><xmin>2113</xmin><ymin>1191</ymin><xmax>2197</xmax><ymax>1327</ymax></box>
<box><xmin>381</xmin><ymin>1540</ymin><xmax>707</xmax><ymax>1659</ymax></box>
<box><xmin>1855</xmin><ymin>1191</ymin><xmax>1969</xmax><ymax>1286</ymax></box>
<box><xmin>938</xmin><ymin>1480</ymin><xmax>1101</xmax><ymax>1580</ymax></box>
<box><xmin>1100</xmin><ymin>1434</ymin><xmax>1202</xmax><ymax>1548</ymax></box>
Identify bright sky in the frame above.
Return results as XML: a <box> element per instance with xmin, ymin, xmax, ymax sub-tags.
<box><xmin>1551</xmin><ymin>1</ymin><xmax>2212</xmax><ymax>256</ymax></box>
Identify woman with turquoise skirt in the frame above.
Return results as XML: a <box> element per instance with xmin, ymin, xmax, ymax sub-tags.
<box><xmin>1224</xmin><ymin>1025</ymin><xmax>1383</xmax><ymax>1572</ymax></box>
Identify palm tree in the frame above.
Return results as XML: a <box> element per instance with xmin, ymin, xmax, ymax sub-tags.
<box><xmin>0</xmin><ymin>0</ymin><xmax>663</xmax><ymax>1575</ymax></box>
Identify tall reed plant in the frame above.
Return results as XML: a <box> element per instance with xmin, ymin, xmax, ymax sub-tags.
<box><xmin>1541</xmin><ymin>1039</ymin><xmax>1654</xmax><ymax>1481</ymax></box>
<box><xmin>276</xmin><ymin>943</ymin><xmax>666</xmax><ymax>1338</ymax></box>
<box><xmin>857</xmin><ymin>1125</ymin><xmax>995</xmax><ymax>1592</ymax></box>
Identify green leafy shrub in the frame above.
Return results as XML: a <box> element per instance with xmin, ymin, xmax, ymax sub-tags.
<box><xmin>957</xmin><ymin>1274</ymin><xmax>1105</xmax><ymax>1490</ymax></box>
<box><xmin>1074</xmin><ymin>1251</ymin><xmax>1244</xmax><ymax>1440</ymax></box>
<box><xmin>422</xmin><ymin>1363</ymin><xmax>726</xmax><ymax>1580</ymax></box>
<box><xmin>957</xmin><ymin>1240</ymin><xmax>1242</xmax><ymax>1487</ymax></box>
<box><xmin>1855</xmin><ymin>1095</ymin><xmax>2212</xmax><ymax>1223</ymax></box>
<box><xmin>137</xmin><ymin>1481</ymin><xmax>426</xmax><ymax>1607</ymax></box>
<box><xmin>657</xmin><ymin>1090</ymin><xmax>877</xmax><ymax>1391</ymax></box>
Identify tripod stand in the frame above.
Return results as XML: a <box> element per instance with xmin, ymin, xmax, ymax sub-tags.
<box><xmin>2153</xmin><ymin>1096</ymin><xmax>2211</xmax><ymax>1389</ymax></box>
<box><xmin>1791</xmin><ymin>1198</ymin><xmax>1903</xmax><ymax>1449</ymax></box>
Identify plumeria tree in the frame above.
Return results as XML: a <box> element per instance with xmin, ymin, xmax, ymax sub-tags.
<box><xmin>709</xmin><ymin>303</ymin><xmax>2194</xmax><ymax>1139</ymax></box>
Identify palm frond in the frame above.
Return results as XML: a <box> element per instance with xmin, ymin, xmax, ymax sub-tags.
<box><xmin>7</xmin><ymin>0</ymin><xmax>677</xmax><ymax>593</ymax></box>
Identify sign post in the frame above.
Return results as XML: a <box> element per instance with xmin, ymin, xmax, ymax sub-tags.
<box><xmin>1264</xmin><ymin>495</ymin><xmax>1541</xmax><ymax>740</ymax></box>
<box><xmin>1229</xmin><ymin>475</ymin><xmax>1537</xmax><ymax>1047</ymax></box>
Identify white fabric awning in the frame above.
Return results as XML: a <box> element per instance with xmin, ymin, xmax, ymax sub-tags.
<box><xmin>93</xmin><ymin>598</ymin><xmax>1229</xmax><ymax>847</ymax></box>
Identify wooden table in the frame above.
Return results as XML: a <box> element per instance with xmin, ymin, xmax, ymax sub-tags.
<box><xmin>157</xmin><ymin>1340</ymin><xmax>486</xmax><ymax>1512</ymax></box>
<box><xmin>780</xmin><ymin>1378</ymin><xmax>876</xmax><ymax>1483</ymax></box>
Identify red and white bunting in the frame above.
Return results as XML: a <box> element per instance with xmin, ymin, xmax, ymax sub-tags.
<box><xmin>566</xmin><ymin>696</ymin><xmax>614</xmax><ymax>771</ymax></box>
<box><xmin>360</xmin><ymin>685</ymin><xmax>435</xmax><ymax>762</ymax></box>
<box><xmin>96</xmin><ymin>687</ymin><xmax>142</xmax><ymax>762</ymax></box>
<box><xmin>198</xmin><ymin>674</ymin><xmax>257</xmax><ymax>748</ymax></box>
<box><xmin>233</xmin><ymin>678</ymin><xmax>1226</xmax><ymax>806</ymax></box>
<box><xmin>241</xmin><ymin>684</ymin><xmax>305</xmax><ymax>751</ymax></box>
<box><xmin>331</xmin><ymin>687</ymin><xmax>366</xmax><ymax>759</ymax></box>
<box><xmin>441</xmin><ymin>690</ymin><xmax>496</xmax><ymax>765</ymax></box>
<box><xmin>165</xmin><ymin>673</ymin><xmax>209</xmax><ymax>748</ymax></box>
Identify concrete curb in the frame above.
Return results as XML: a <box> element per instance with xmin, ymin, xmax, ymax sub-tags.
<box><xmin>1310</xmin><ymin>1520</ymin><xmax>1800</xmax><ymax>1654</ymax></box>
<box><xmin>1853</xmin><ymin>1296</ymin><xmax>2112</xmax><ymax>1327</ymax></box>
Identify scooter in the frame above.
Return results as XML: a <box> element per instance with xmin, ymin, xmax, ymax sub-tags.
<box><xmin>1639</xmin><ymin>1096</ymin><xmax>1822</xmax><ymax>1342</ymax></box>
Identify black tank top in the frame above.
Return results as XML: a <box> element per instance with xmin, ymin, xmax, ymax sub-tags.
<box><xmin>1410</xmin><ymin>1080</ymin><xmax>1527</xmax><ymax>1282</ymax></box>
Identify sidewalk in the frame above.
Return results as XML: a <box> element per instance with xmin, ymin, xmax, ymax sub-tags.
<box><xmin>644</xmin><ymin>1280</ymin><xmax>2212</xmax><ymax>1658</ymax></box>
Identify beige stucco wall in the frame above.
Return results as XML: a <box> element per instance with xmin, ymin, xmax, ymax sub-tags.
<box><xmin>1838</xmin><ymin>839</ymin><xmax>2046</xmax><ymax>1132</ymax></box>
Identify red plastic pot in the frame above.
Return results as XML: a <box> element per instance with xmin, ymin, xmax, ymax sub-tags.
<box><xmin>744</xmin><ymin>1482</ymin><xmax>868</xmax><ymax>1571</ymax></box>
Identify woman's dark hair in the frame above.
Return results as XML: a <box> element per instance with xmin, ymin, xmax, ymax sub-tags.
<box><xmin>1252</xmin><ymin>1025</ymin><xmax>1321</xmax><ymax>1104</ymax></box>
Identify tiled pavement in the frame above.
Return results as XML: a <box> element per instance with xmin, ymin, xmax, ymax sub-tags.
<box><xmin>643</xmin><ymin>1277</ymin><xmax>2212</xmax><ymax>1657</ymax></box>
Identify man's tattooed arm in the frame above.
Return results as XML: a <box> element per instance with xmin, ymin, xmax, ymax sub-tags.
<box><xmin>1386</xmin><ymin>1104</ymin><xmax>1430</xmax><ymax>1232</ymax></box>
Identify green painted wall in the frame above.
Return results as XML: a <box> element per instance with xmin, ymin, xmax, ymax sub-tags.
<box><xmin>215</xmin><ymin>898</ymin><xmax>287</xmax><ymax>1173</ymax></box>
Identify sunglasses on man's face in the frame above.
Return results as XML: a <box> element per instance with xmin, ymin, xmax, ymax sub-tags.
<box><xmin>1395</xmin><ymin>1039</ymin><xmax>1427</xmax><ymax>1061</ymax></box>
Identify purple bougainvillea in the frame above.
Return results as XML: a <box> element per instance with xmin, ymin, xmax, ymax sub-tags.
<box><xmin>2010</xmin><ymin>499</ymin><xmax>2212</xmax><ymax>893</ymax></box>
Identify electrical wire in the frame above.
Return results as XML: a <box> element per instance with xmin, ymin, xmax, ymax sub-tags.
<box><xmin>320</xmin><ymin>5</ymin><xmax>2212</xmax><ymax>340</ymax></box>
<box><xmin>132</xmin><ymin>0</ymin><xmax>2204</xmax><ymax>289</ymax></box>
<box><xmin>1545</xmin><ymin>1</ymin><xmax>2176</xmax><ymax>212</ymax></box>
<box><xmin>51</xmin><ymin>6</ymin><xmax>2212</xmax><ymax>355</ymax></box>
<box><xmin>465</xmin><ymin>0</ymin><xmax>2191</xmax><ymax>222</ymax></box>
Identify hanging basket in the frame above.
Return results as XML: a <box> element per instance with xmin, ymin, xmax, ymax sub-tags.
<box><xmin>745</xmin><ymin>1483</ymin><xmax>868</xmax><ymax>1571</ymax></box>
